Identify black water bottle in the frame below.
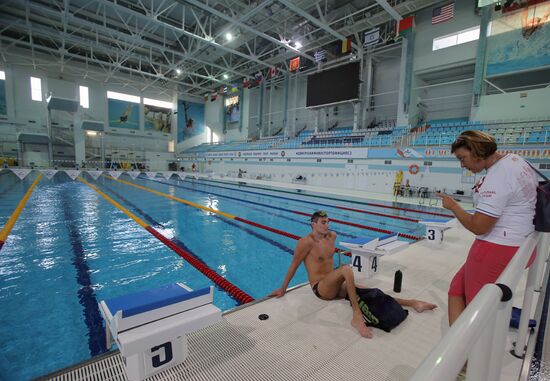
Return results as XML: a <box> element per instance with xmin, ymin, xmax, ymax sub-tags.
<box><xmin>393</xmin><ymin>270</ymin><xmax>402</xmax><ymax>293</ymax></box>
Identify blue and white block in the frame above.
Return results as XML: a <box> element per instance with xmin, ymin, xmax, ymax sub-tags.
<box><xmin>99</xmin><ymin>283</ymin><xmax>221</xmax><ymax>381</ymax></box>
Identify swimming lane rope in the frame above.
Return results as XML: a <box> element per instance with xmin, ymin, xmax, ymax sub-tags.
<box><xmin>109</xmin><ymin>176</ymin><xmax>422</xmax><ymax>242</ymax></box>
<box><xmin>78</xmin><ymin>177</ymin><xmax>254</xmax><ymax>305</ymax></box>
<box><xmin>186</xmin><ymin>177</ymin><xmax>453</xmax><ymax>220</ymax></box>
<box><xmin>0</xmin><ymin>174</ymin><xmax>42</xmax><ymax>250</ymax></box>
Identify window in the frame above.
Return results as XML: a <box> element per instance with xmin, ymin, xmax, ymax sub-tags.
<box><xmin>143</xmin><ymin>98</ymin><xmax>172</xmax><ymax>109</ymax></box>
<box><xmin>30</xmin><ymin>77</ymin><xmax>42</xmax><ymax>101</ymax></box>
<box><xmin>206</xmin><ymin>126</ymin><xmax>219</xmax><ymax>143</ymax></box>
<box><xmin>0</xmin><ymin>70</ymin><xmax>5</xmax><ymax>80</ymax></box>
<box><xmin>79</xmin><ymin>86</ymin><xmax>89</xmax><ymax>109</ymax></box>
<box><xmin>106</xmin><ymin>91</ymin><xmax>140</xmax><ymax>103</ymax></box>
<box><xmin>432</xmin><ymin>26</ymin><xmax>480</xmax><ymax>51</ymax></box>
<box><xmin>168</xmin><ymin>140</ymin><xmax>175</xmax><ymax>153</ymax></box>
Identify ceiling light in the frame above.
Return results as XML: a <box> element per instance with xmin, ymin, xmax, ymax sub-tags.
<box><xmin>223</xmin><ymin>74</ymin><xmax>229</xmax><ymax>79</ymax></box>
<box><xmin>176</xmin><ymin>68</ymin><xmax>182</xmax><ymax>75</ymax></box>
<box><xmin>294</xmin><ymin>41</ymin><xmax>302</xmax><ymax>49</ymax></box>
<box><xmin>225</xmin><ymin>32</ymin><xmax>233</xmax><ymax>41</ymax></box>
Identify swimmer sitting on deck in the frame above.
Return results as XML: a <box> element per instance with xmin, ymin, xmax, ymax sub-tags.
<box><xmin>269</xmin><ymin>211</ymin><xmax>437</xmax><ymax>338</ymax></box>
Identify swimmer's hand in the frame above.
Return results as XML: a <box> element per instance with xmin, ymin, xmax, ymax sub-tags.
<box><xmin>269</xmin><ymin>288</ymin><xmax>286</xmax><ymax>298</ymax></box>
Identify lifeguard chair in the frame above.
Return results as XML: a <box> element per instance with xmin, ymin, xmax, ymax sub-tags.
<box><xmin>98</xmin><ymin>283</ymin><xmax>221</xmax><ymax>381</ymax></box>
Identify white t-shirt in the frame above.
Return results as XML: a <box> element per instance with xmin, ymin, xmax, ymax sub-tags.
<box><xmin>473</xmin><ymin>154</ymin><xmax>537</xmax><ymax>246</ymax></box>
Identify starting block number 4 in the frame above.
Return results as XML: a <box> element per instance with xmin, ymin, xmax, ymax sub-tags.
<box><xmin>351</xmin><ymin>253</ymin><xmax>378</xmax><ymax>282</ymax></box>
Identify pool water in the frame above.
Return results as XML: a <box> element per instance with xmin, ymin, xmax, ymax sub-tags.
<box><xmin>0</xmin><ymin>170</ymin><xmax>438</xmax><ymax>380</ymax></box>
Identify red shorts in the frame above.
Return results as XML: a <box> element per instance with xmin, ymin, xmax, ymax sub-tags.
<box><xmin>448</xmin><ymin>239</ymin><xmax>536</xmax><ymax>305</ymax></box>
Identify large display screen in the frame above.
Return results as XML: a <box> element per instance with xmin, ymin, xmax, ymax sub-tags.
<box><xmin>306</xmin><ymin>62</ymin><xmax>360</xmax><ymax>107</ymax></box>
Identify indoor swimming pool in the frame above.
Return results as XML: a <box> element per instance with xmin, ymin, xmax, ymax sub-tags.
<box><xmin>0</xmin><ymin>170</ymin><xmax>449</xmax><ymax>380</ymax></box>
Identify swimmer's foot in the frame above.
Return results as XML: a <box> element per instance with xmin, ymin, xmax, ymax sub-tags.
<box><xmin>351</xmin><ymin>314</ymin><xmax>373</xmax><ymax>338</ymax></box>
<box><xmin>412</xmin><ymin>300</ymin><xmax>437</xmax><ymax>313</ymax></box>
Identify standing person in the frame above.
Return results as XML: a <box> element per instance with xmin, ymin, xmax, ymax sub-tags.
<box><xmin>436</xmin><ymin>130</ymin><xmax>537</xmax><ymax>327</ymax></box>
<box><xmin>269</xmin><ymin>211</ymin><xmax>436</xmax><ymax>338</ymax></box>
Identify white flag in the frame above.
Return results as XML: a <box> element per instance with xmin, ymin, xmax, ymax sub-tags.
<box><xmin>107</xmin><ymin>170</ymin><xmax>122</xmax><ymax>179</ymax></box>
<box><xmin>64</xmin><ymin>170</ymin><xmax>81</xmax><ymax>180</ymax></box>
<box><xmin>127</xmin><ymin>171</ymin><xmax>141</xmax><ymax>180</ymax></box>
<box><xmin>11</xmin><ymin>168</ymin><xmax>32</xmax><ymax>180</ymax></box>
<box><xmin>364</xmin><ymin>28</ymin><xmax>380</xmax><ymax>47</ymax></box>
<box><xmin>86</xmin><ymin>170</ymin><xmax>103</xmax><ymax>180</ymax></box>
<box><xmin>40</xmin><ymin>169</ymin><xmax>58</xmax><ymax>179</ymax></box>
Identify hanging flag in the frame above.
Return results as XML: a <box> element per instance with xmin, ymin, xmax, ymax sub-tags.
<box><xmin>254</xmin><ymin>71</ymin><xmax>263</xmax><ymax>85</ymax></box>
<box><xmin>127</xmin><ymin>171</ymin><xmax>141</xmax><ymax>180</ymax></box>
<box><xmin>222</xmin><ymin>85</ymin><xmax>228</xmax><ymax>94</ymax></box>
<box><xmin>501</xmin><ymin>0</ymin><xmax>528</xmax><ymax>13</ymax></box>
<box><xmin>313</xmin><ymin>50</ymin><xmax>327</xmax><ymax>62</ymax></box>
<box><xmin>267</xmin><ymin>66</ymin><xmax>278</xmax><ymax>79</ymax></box>
<box><xmin>65</xmin><ymin>170</ymin><xmax>81</xmax><ymax>180</ymax></box>
<box><xmin>86</xmin><ymin>170</ymin><xmax>103</xmax><ymax>180</ymax></box>
<box><xmin>363</xmin><ymin>27</ymin><xmax>380</xmax><ymax>47</ymax></box>
<box><xmin>230</xmin><ymin>84</ymin><xmax>239</xmax><ymax>93</ymax></box>
<box><xmin>40</xmin><ymin>169</ymin><xmax>58</xmax><ymax>179</ymax></box>
<box><xmin>243</xmin><ymin>78</ymin><xmax>250</xmax><ymax>88</ymax></box>
<box><xmin>289</xmin><ymin>57</ymin><xmax>300</xmax><ymax>71</ymax></box>
<box><xmin>210</xmin><ymin>92</ymin><xmax>217</xmax><ymax>101</ymax></box>
<box><xmin>432</xmin><ymin>3</ymin><xmax>454</xmax><ymax>24</ymax></box>
<box><xmin>398</xmin><ymin>15</ymin><xmax>414</xmax><ymax>36</ymax></box>
<box><xmin>341</xmin><ymin>37</ymin><xmax>352</xmax><ymax>54</ymax></box>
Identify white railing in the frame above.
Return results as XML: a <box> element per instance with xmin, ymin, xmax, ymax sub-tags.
<box><xmin>410</xmin><ymin>232</ymin><xmax>550</xmax><ymax>381</ymax></box>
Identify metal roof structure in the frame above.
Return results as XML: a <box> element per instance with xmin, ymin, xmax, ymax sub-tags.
<box><xmin>0</xmin><ymin>0</ymin><xmax>442</xmax><ymax>98</ymax></box>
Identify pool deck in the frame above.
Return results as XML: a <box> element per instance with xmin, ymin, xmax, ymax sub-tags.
<box><xmin>39</xmin><ymin>179</ymin><xmax>535</xmax><ymax>381</ymax></box>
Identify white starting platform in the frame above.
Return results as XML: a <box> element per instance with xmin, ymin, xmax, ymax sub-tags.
<box><xmin>419</xmin><ymin>218</ymin><xmax>458</xmax><ymax>245</ymax></box>
<box><xmin>340</xmin><ymin>233</ymin><xmax>409</xmax><ymax>284</ymax></box>
<box><xmin>98</xmin><ymin>283</ymin><xmax>221</xmax><ymax>381</ymax></box>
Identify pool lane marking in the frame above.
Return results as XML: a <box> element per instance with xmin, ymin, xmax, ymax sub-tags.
<box><xmin>100</xmin><ymin>180</ymin><xmax>296</xmax><ymax>256</ymax></box>
<box><xmin>183</xmin><ymin>178</ymin><xmax>422</xmax><ymax>222</ymax></box>
<box><xmin>192</xmin><ymin>177</ymin><xmax>454</xmax><ymax>218</ymax></box>
<box><xmin>150</xmin><ymin>178</ymin><xmax>418</xmax><ymax>232</ymax></box>
<box><xmin>60</xmin><ymin>188</ymin><xmax>106</xmax><ymax>356</ymax></box>
<box><xmin>110</xmin><ymin>176</ymin><xmax>421</xmax><ymax>244</ymax></box>
<box><xmin>78</xmin><ymin>177</ymin><xmax>254</xmax><ymax>305</ymax></box>
<box><xmin>111</xmin><ymin>176</ymin><xmax>303</xmax><ymax>240</ymax></box>
<box><xmin>0</xmin><ymin>174</ymin><xmax>42</xmax><ymax>250</ymax></box>
<box><xmin>148</xmin><ymin>178</ymin><xmax>421</xmax><ymax>241</ymax></box>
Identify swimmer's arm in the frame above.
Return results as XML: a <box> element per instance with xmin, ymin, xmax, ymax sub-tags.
<box><xmin>269</xmin><ymin>239</ymin><xmax>310</xmax><ymax>297</ymax></box>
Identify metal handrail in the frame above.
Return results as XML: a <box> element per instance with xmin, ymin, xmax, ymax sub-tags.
<box><xmin>410</xmin><ymin>232</ymin><xmax>547</xmax><ymax>381</ymax></box>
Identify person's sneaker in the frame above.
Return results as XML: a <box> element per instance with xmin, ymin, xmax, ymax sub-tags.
<box><xmin>455</xmin><ymin>370</ymin><xmax>466</xmax><ymax>381</ymax></box>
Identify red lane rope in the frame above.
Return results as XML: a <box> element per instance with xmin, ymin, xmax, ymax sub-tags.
<box><xmin>234</xmin><ymin>217</ymin><xmax>301</xmax><ymax>240</ymax></box>
<box><xmin>335</xmin><ymin>206</ymin><xmax>421</xmax><ymax>223</ymax></box>
<box><xmin>236</xmin><ymin>211</ymin><xmax>421</xmax><ymax>243</ymax></box>
<box><xmin>351</xmin><ymin>202</ymin><xmax>454</xmax><ymax>218</ymax></box>
<box><xmin>292</xmin><ymin>211</ymin><xmax>422</xmax><ymax>241</ymax></box>
<box><xmin>146</xmin><ymin>226</ymin><xmax>254</xmax><ymax>305</ymax></box>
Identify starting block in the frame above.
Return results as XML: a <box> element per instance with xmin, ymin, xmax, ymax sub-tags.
<box><xmin>419</xmin><ymin>219</ymin><xmax>457</xmax><ymax>245</ymax></box>
<box><xmin>340</xmin><ymin>234</ymin><xmax>409</xmax><ymax>285</ymax></box>
<box><xmin>98</xmin><ymin>283</ymin><xmax>221</xmax><ymax>381</ymax></box>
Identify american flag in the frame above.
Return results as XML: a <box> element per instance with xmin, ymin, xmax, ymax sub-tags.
<box><xmin>432</xmin><ymin>2</ymin><xmax>454</xmax><ymax>24</ymax></box>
